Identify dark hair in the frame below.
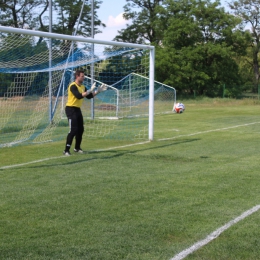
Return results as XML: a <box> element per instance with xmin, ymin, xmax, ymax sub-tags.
<box><xmin>75</xmin><ymin>70</ymin><xmax>85</xmax><ymax>79</ymax></box>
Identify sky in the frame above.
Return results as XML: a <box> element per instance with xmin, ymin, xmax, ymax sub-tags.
<box><xmin>95</xmin><ymin>0</ymin><xmax>229</xmax><ymax>41</ymax></box>
<box><xmin>95</xmin><ymin>0</ymin><xmax>128</xmax><ymax>41</ymax></box>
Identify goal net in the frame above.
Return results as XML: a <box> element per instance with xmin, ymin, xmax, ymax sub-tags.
<box><xmin>0</xmin><ymin>26</ymin><xmax>176</xmax><ymax>147</ymax></box>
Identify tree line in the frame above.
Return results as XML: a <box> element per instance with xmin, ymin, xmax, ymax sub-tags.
<box><xmin>115</xmin><ymin>0</ymin><xmax>260</xmax><ymax>97</ymax></box>
<box><xmin>0</xmin><ymin>0</ymin><xmax>260</xmax><ymax>97</ymax></box>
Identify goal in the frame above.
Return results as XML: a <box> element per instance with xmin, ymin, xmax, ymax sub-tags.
<box><xmin>0</xmin><ymin>26</ymin><xmax>175</xmax><ymax>147</ymax></box>
<box><xmin>61</xmin><ymin>71</ymin><xmax>176</xmax><ymax>120</ymax></box>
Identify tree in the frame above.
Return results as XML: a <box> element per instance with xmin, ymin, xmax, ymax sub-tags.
<box><xmin>0</xmin><ymin>0</ymin><xmax>48</xmax><ymax>29</ymax></box>
<box><xmin>114</xmin><ymin>0</ymin><xmax>165</xmax><ymax>44</ymax></box>
<box><xmin>155</xmin><ymin>0</ymin><xmax>248</xmax><ymax>97</ymax></box>
<box><xmin>52</xmin><ymin>0</ymin><xmax>105</xmax><ymax>37</ymax></box>
<box><xmin>229</xmin><ymin>0</ymin><xmax>260</xmax><ymax>90</ymax></box>
<box><xmin>0</xmin><ymin>0</ymin><xmax>105</xmax><ymax>37</ymax></box>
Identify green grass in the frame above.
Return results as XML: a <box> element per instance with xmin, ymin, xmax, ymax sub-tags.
<box><xmin>1</xmin><ymin>98</ymin><xmax>260</xmax><ymax>259</ymax></box>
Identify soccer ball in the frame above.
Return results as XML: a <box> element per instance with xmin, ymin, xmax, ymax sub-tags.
<box><xmin>173</xmin><ymin>102</ymin><xmax>185</xmax><ymax>114</ymax></box>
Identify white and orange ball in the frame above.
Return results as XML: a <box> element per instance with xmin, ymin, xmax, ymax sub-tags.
<box><xmin>173</xmin><ymin>102</ymin><xmax>185</xmax><ymax>113</ymax></box>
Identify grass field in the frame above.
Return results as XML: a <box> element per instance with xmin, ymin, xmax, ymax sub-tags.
<box><xmin>1</xmin><ymin>98</ymin><xmax>260</xmax><ymax>260</ymax></box>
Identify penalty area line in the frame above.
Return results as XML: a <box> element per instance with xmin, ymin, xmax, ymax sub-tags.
<box><xmin>170</xmin><ymin>205</ymin><xmax>260</xmax><ymax>260</ymax></box>
<box><xmin>158</xmin><ymin>121</ymin><xmax>260</xmax><ymax>141</ymax></box>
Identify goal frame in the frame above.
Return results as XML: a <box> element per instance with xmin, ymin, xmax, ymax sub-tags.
<box><xmin>0</xmin><ymin>26</ymin><xmax>155</xmax><ymax>141</ymax></box>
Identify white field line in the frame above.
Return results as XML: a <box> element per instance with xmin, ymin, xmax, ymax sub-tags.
<box><xmin>170</xmin><ymin>205</ymin><xmax>260</xmax><ymax>260</ymax></box>
<box><xmin>158</xmin><ymin>121</ymin><xmax>260</xmax><ymax>141</ymax></box>
<box><xmin>0</xmin><ymin>141</ymin><xmax>150</xmax><ymax>170</ymax></box>
<box><xmin>1</xmin><ymin>121</ymin><xmax>260</xmax><ymax>170</ymax></box>
<box><xmin>0</xmin><ymin>156</ymin><xmax>65</xmax><ymax>170</ymax></box>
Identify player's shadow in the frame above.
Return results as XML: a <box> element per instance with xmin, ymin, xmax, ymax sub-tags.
<box><xmin>24</xmin><ymin>138</ymin><xmax>200</xmax><ymax>169</ymax></box>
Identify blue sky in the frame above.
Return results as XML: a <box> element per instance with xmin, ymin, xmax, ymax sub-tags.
<box><xmin>95</xmin><ymin>0</ymin><xmax>229</xmax><ymax>41</ymax></box>
<box><xmin>95</xmin><ymin>0</ymin><xmax>127</xmax><ymax>41</ymax></box>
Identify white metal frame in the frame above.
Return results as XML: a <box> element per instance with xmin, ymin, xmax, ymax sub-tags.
<box><xmin>0</xmin><ymin>26</ymin><xmax>155</xmax><ymax>141</ymax></box>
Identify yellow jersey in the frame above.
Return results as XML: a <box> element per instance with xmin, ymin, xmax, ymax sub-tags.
<box><xmin>66</xmin><ymin>82</ymin><xmax>85</xmax><ymax>108</ymax></box>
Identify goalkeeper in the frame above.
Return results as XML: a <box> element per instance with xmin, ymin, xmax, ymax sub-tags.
<box><xmin>63</xmin><ymin>70</ymin><xmax>107</xmax><ymax>156</ymax></box>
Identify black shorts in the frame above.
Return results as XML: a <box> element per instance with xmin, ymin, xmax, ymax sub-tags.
<box><xmin>65</xmin><ymin>106</ymin><xmax>84</xmax><ymax>135</ymax></box>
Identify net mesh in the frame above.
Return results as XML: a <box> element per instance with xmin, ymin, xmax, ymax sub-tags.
<box><xmin>0</xmin><ymin>30</ymin><xmax>175</xmax><ymax>147</ymax></box>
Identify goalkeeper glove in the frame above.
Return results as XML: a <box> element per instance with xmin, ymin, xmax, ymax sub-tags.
<box><xmin>97</xmin><ymin>84</ymin><xmax>107</xmax><ymax>94</ymax></box>
<box><xmin>88</xmin><ymin>82</ymin><xmax>96</xmax><ymax>93</ymax></box>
